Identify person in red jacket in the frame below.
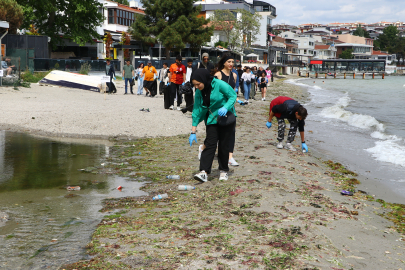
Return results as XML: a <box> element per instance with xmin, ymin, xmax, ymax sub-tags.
<box><xmin>266</xmin><ymin>96</ymin><xmax>308</xmax><ymax>152</ymax></box>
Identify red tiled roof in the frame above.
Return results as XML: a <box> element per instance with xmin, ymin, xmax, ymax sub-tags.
<box><xmin>117</xmin><ymin>3</ymin><xmax>145</xmax><ymax>14</ymax></box>
<box><xmin>372</xmin><ymin>50</ymin><xmax>388</xmax><ymax>55</ymax></box>
<box><xmin>315</xmin><ymin>45</ymin><xmax>330</xmax><ymax>50</ymax></box>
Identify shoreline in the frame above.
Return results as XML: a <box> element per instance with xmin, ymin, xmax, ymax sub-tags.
<box><xmin>51</xmin><ymin>77</ymin><xmax>404</xmax><ymax>269</ymax></box>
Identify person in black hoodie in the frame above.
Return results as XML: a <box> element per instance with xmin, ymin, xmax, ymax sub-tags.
<box><xmin>266</xmin><ymin>96</ymin><xmax>309</xmax><ymax>152</ymax></box>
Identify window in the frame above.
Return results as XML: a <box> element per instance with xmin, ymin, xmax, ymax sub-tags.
<box><xmin>108</xmin><ymin>9</ymin><xmax>114</xmax><ymax>24</ymax></box>
<box><xmin>109</xmin><ymin>9</ymin><xmax>135</xmax><ymax>26</ymax></box>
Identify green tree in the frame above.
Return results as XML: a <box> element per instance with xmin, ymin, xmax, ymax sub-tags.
<box><xmin>229</xmin><ymin>8</ymin><xmax>262</xmax><ymax>51</ymax></box>
<box><xmin>339</xmin><ymin>49</ymin><xmax>354</xmax><ymax>59</ymax></box>
<box><xmin>115</xmin><ymin>0</ymin><xmax>130</xmax><ymax>5</ymax></box>
<box><xmin>374</xmin><ymin>25</ymin><xmax>399</xmax><ymax>52</ymax></box>
<box><xmin>17</xmin><ymin>0</ymin><xmax>104</xmax><ymax>49</ymax></box>
<box><xmin>352</xmin><ymin>25</ymin><xmax>370</xmax><ymax>38</ymax></box>
<box><xmin>210</xmin><ymin>9</ymin><xmax>235</xmax><ymax>46</ymax></box>
<box><xmin>129</xmin><ymin>0</ymin><xmax>213</xmax><ymax>59</ymax></box>
<box><xmin>0</xmin><ymin>0</ymin><xmax>24</xmax><ymax>34</ymax></box>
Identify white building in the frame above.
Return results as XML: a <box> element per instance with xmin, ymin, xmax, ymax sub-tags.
<box><xmin>194</xmin><ymin>0</ymin><xmax>277</xmax><ymax>48</ymax></box>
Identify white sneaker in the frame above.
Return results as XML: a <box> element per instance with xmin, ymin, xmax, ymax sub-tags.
<box><xmin>263</xmin><ymin>98</ymin><xmax>266</xmax><ymax>101</ymax></box>
<box><xmin>219</xmin><ymin>171</ymin><xmax>228</xmax><ymax>181</ymax></box>
<box><xmin>177</xmin><ymin>106</ymin><xmax>181</xmax><ymax>111</ymax></box>
<box><xmin>169</xmin><ymin>105</ymin><xmax>174</xmax><ymax>110</ymax></box>
<box><xmin>198</xmin><ymin>145</ymin><xmax>203</xmax><ymax>160</ymax></box>
<box><xmin>276</xmin><ymin>142</ymin><xmax>283</xmax><ymax>149</ymax></box>
<box><xmin>261</xmin><ymin>98</ymin><xmax>264</xmax><ymax>101</ymax></box>
<box><xmin>6</xmin><ymin>75</ymin><xmax>12</xmax><ymax>77</ymax></box>
<box><xmin>228</xmin><ymin>157</ymin><xmax>239</xmax><ymax>166</ymax></box>
<box><xmin>194</xmin><ymin>170</ymin><xmax>208</xmax><ymax>182</ymax></box>
<box><xmin>285</xmin><ymin>143</ymin><xmax>297</xmax><ymax>151</ymax></box>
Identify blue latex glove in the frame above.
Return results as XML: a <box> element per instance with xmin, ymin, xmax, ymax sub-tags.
<box><xmin>182</xmin><ymin>82</ymin><xmax>185</xmax><ymax>85</ymax></box>
<box><xmin>237</xmin><ymin>100</ymin><xmax>243</xmax><ymax>104</ymax></box>
<box><xmin>132</xmin><ymin>76</ymin><xmax>135</xmax><ymax>80</ymax></box>
<box><xmin>218</xmin><ymin>107</ymin><xmax>227</xmax><ymax>116</ymax></box>
<box><xmin>266</xmin><ymin>121</ymin><xmax>272</xmax><ymax>128</ymax></box>
<box><xmin>302</xmin><ymin>143</ymin><xmax>308</xmax><ymax>152</ymax></box>
<box><xmin>235</xmin><ymin>88</ymin><xmax>238</xmax><ymax>93</ymax></box>
<box><xmin>158</xmin><ymin>79</ymin><xmax>160</xmax><ymax>82</ymax></box>
<box><xmin>189</xmin><ymin>133</ymin><xmax>197</xmax><ymax>146</ymax></box>
<box><xmin>113</xmin><ymin>76</ymin><xmax>116</xmax><ymax>80</ymax></box>
<box><xmin>167</xmin><ymin>82</ymin><xmax>170</xmax><ymax>86</ymax></box>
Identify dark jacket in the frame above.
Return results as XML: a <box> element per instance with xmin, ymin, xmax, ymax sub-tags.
<box><xmin>196</xmin><ymin>61</ymin><xmax>214</xmax><ymax>72</ymax></box>
<box><xmin>270</xmin><ymin>96</ymin><xmax>305</xmax><ymax>131</ymax></box>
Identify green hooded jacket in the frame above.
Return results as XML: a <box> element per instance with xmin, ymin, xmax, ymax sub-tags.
<box><xmin>192</xmin><ymin>78</ymin><xmax>237</xmax><ymax>127</ymax></box>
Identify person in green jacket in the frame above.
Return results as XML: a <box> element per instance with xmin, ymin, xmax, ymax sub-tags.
<box><xmin>189</xmin><ymin>69</ymin><xmax>237</xmax><ymax>182</ymax></box>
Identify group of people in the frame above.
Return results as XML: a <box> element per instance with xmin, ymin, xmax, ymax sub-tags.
<box><xmin>104</xmin><ymin>55</ymin><xmax>308</xmax><ymax>183</ymax></box>
<box><xmin>188</xmin><ymin>53</ymin><xmax>308</xmax><ymax>183</ymax></box>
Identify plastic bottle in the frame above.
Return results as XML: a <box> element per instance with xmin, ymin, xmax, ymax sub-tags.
<box><xmin>303</xmin><ymin>150</ymin><xmax>307</xmax><ymax>153</ymax></box>
<box><xmin>178</xmin><ymin>185</ymin><xmax>195</xmax><ymax>191</ymax></box>
<box><xmin>152</xmin><ymin>193</ymin><xmax>168</xmax><ymax>200</ymax></box>
<box><xmin>166</xmin><ymin>175</ymin><xmax>180</xmax><ymax>179</ymax></box>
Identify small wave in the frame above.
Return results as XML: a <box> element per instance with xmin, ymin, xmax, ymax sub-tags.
<box><xmin>320</xmin><ymin>94</ymin><xmax>385</xmax><ymax>132</ymax></box>
<box><xmin>366</xmin><ymin>140</ymin><xmax>405</xmax><ymax>167</ymax></box>
<box><xmin>370</xmin><ymin>131</ymin><xmax>400</xmax><ymax>141</ymax></box>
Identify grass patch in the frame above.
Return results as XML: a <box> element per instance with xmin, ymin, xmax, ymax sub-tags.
<box><xmin>21</xmin><ymin>71</ymin><xmax>50</xmax><ymax>83</ymax></box>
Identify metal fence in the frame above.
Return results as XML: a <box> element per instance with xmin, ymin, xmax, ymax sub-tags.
<box><xmin>34</xmin><ymin>59</ymin><xmax>121</xmax><ymax>72</ymax></box>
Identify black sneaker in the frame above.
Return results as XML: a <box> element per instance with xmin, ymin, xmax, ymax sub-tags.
<box><xmin>145</xmin><ymin>108</ymin><xmax>150</xmax><ymax>112</ymax></box>
<box><xmin>139</xmin><ymin>108</ymin><xmax>145</xmax><ymax>111</ymax></box>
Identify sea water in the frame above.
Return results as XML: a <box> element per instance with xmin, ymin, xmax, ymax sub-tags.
<box><xmin>287</xmin><ymin>76</ymin><xmax>405</xmax><ymax>200</ymax></box>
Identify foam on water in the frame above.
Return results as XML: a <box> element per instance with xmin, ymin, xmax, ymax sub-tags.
<box><xmin>320</xmin><ymin>94</ymin><xmax>385</xmax><ymax>132</ymax></box>
<box><xmin>366</xmin><ymin>140</ymin><xmax>405</xmax><ymax>167</ymax></box>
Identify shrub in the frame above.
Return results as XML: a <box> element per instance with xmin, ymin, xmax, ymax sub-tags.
<box><xmin>79</xmin><ymin>62</ymin><xmax>92</xmax><ymax>75</ymax></box>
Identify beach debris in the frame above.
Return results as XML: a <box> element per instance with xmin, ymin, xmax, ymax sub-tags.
<box><xmin>178</xmin><ymin>185</ymin><xmax>195</xmax><ymax>191</ymax></box>
<box><xmin>66</xmin><ymin>186</ymin><xmax>81</xmax><ymax>191</ymax></box>
<box><xmin>341</xmin><ymin>190</ymin><xmax>353</xmax><ymax>196</ymax></box>
<box><xmin>117</xmin><ymin>186</ymin><xmax>122</xmax><ymax>190</ymax></box>
<box><xmin>32</xmin><ymin>117</ymin><xmax>35</xmax><ymax>119</ymax></box>
<box><xmin>229</xmin><ymin>188</ymin><xmax>244</xmax><ymax>196</ymax></box>
<box><xmin>166</xmin><ymin>175</ymin><xmax>180</xmax><ymax>179</ymax></box>
<box><xmin>152</xmin><ymin>193</ymin><xmax>168</xmax><ymax>200</ymax></box>
<box><xmin>357</xmin><ymin>190</ymin><xmax>368</xmax><ymax>194</ymax></box>
<box><xmin>310</xmin><ymin>203</ymin><xmax>322</xmax><ymax>208</ymax></box>
<box><xmin>249</xmin><ymin>156</ymin><xmax>257</xmax><ymax>159</ymax></box>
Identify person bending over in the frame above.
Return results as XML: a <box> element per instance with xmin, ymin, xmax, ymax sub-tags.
<box><xmin>189</xmin><ymin>69</ymin><xmax>237</xmax><ymax>182</ymax></box>
<box><xmin>266</xmin><ymin>96</ymin><xmax>308</xmax><ymax>152</ymax></box>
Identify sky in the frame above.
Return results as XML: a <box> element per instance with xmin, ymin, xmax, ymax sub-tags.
<box><xmin>253</xmin><ymin>0</ymin><xmax>405</xmax><ymax>26</ymax></box>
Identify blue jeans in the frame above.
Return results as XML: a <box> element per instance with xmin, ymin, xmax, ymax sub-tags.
<box><xmin>243</xmin><ymin>82</ymin><xmax>251</xmax><ymax>101</ymax></box>
<box><xmin>137</xmin><ymin>78</ymin><xmax>144</xmax><ymax>94</ymax></box>
<box><xmin>124</xmin><ymin>78</ymin><xmax>133</xmax><ymax>93</ymax></box>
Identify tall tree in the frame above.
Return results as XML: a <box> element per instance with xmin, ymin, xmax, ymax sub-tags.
<box><xmin>229</xmin><ymin>8</ymin><xmax>262</xmax><ymax>52</ymax></box>
<box><xmin>0</xmin><ymin>0</ymin><xmax>24</xmax><ymax>34</ymax></box>
<box><xmin>129</xmin><ymin>0</ymin><xmax>213</xmax><ymax>59</ymax></box>
<box><xmin>374</xmin><ymin>25</ymin><xmax>399</xmax><ymax>52</ymax></box>
<box><xmin>352</xmin><ymin>25</ymin><xmax>370</xmax><ymax>38</ymax></box>
<box><xmin>17</xmin><ymin>0</ymin><xmax>104</xmax><ymax>49</ymax></box>
<box><xmin>210</xmin><ymin>10</ymin><xmax>236</xmax><ymax>46</ymax></box>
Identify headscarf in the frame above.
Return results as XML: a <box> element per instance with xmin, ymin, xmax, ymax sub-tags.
<box><xmin>191</xmin><ymin>68</ymin><xmax>213</xmax><ymax>107</ymax></box>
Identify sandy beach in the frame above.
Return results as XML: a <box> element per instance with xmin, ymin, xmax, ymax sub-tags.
<box><xmin>0</xmin><ymin>79</ymin><xmax>197</xmax><ymax>139</ymax></box>
<box><xmin>1</xmin><ymin>76</ymin><xmax>404</xmax><ymax>269</ymax></box>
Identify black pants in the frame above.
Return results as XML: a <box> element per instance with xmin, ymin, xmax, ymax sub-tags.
<box><xmin>200</xmin><ymin>124</ymin><xmax>232</xmax><ymax>174</ymax></box>
<box><xmin>228</xmin><ymin>121</ymin><xmax>236</xmax><ymax>153</ymax></box>
<box><xmin>277</xmin><ymin>118</ymin><xmax>299</xmax><ymax>143</ymax></box>
<box><xmin>169</xmin><ymin>83</ymin><xmax>182</xmax><ymax>106</ymax></box>
<box><xmin>184</xmin><ymin>92</ymin><xmax>194</xmax><ymax>112</ymax></box>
